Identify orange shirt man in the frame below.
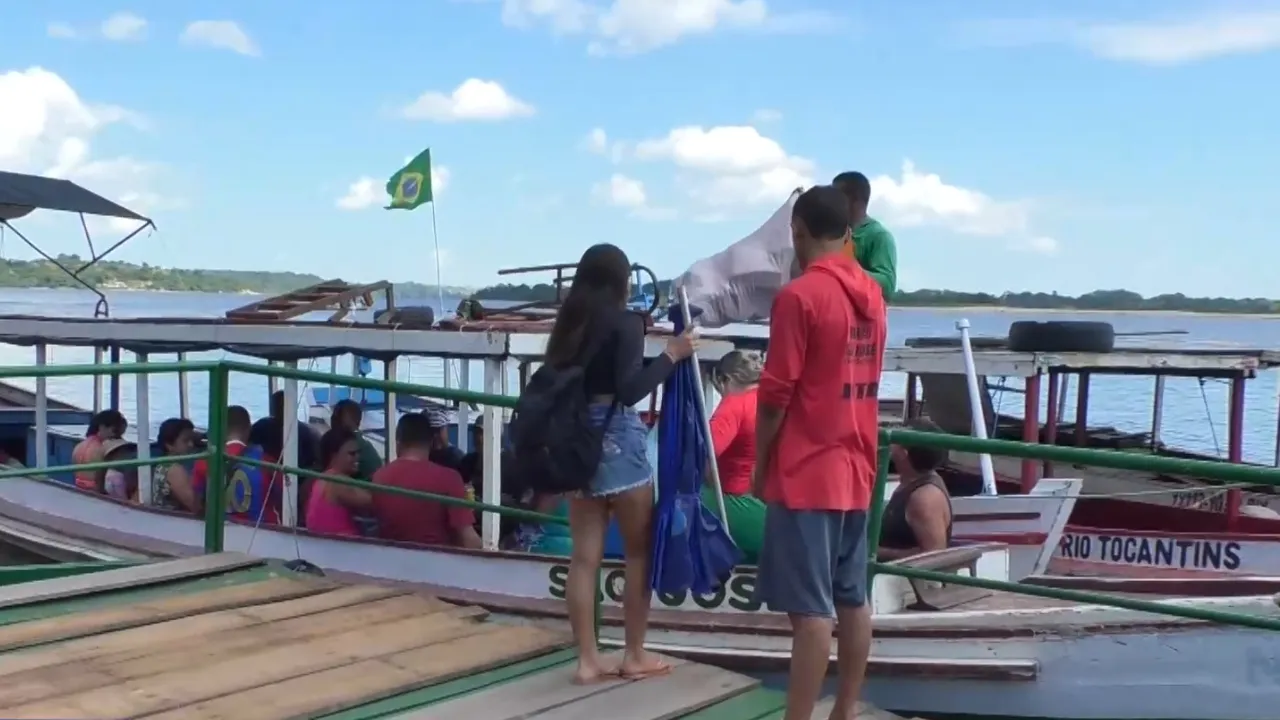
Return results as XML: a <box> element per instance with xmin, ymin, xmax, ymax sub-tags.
<box><xmin>752</xmin><ymin>185</ymin><xmax>887</xmax><ymax>720</ymax></box>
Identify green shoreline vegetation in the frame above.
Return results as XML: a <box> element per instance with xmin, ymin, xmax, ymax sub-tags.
<box><xmin>474</xmin><ymin>282</ymin><xmax>1280</xmax><ymax>315</ymax></box>
<box><xmin>8</xmin><ymin>256</ymin><xmax>1274</xmax><ymax>315</ymax></box>
<box><xmin>0</xmin><ymin>255</ymin><xmax>471</xmax><ymax>298</ymax></box>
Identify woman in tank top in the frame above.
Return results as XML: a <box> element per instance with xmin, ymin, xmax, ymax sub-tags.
<box><xmin>544</xmin><ymin>243</ymin><xmax>697</xmax><ymax>685</ymax></box>
<box><xmin>879</xmin><ymin>418</ymin><xmax>953</xmax><ymax>560</ymax></box>
<box><xmin>152</xmin><ymin>417</ymin><xmax>199</xmax><ymax>513</ymax></box>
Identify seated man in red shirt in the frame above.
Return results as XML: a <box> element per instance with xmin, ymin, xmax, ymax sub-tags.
<box><xmin>371</xmin><ymin>413</ymin><xmax>482</xmax><ymax>549</ymax></box>
<box><xmin>753</xmin><ymin>184</ymin><xmax>887</xmax><ymax>720</ymax></box>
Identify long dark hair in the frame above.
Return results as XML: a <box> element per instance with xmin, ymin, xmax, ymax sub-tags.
<box><xmin>544</xmin><ymin>244</ymin><xmax>631</xmax><ymax>368</ymax></box>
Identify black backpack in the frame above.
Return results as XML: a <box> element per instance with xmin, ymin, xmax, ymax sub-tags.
<box><xmin>510</xmin><ymin>337</ymin><xmax>617</xmax><ymax>495</ymax></box>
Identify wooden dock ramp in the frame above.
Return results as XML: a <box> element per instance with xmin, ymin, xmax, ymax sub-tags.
<box><xmin>0</xmin><ymin>554</ymin><xmax>911</xmax><ymax>720</ymax></box>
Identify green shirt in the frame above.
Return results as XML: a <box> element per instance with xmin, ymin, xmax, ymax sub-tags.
<box><xmin>853</xmin><ymin>217</ymin><xmax>897</xmax><ymax>300</ymax></box>
<box><xmin>354</xmin><ymin>433</ymin><xmax>383</xmax><ymax>481</ymax></box>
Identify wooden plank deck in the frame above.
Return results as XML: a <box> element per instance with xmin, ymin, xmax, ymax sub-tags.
<box><xmin>0</xmin><ymin>554</ymin><xmax>912</xmax><ymax>720</ymax></box>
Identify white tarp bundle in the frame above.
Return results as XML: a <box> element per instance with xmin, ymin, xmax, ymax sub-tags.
<box><xmin>672</xmin><ymin>189</ymin><xmax>801</xmax><ymax>329</ymax></box>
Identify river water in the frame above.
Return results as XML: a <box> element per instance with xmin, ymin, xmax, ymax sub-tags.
<box><xmin>2</xmin><ymin>288</ymin><xmax>1279</xmax><ymax>463</ymax></box>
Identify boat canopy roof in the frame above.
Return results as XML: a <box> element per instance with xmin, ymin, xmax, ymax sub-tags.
<box><xmin>698</xmin><ymin>325</ymin><xmax>1280</xmax><ymax>379</ymax></box>
<box><xmin>0</xmin><ymin>171</ymin><xmax>153</xmax><ymax>223</ymax></box>
<box><xmin>0</xmin><ymin>314</ymin><xmax>739</xmax><ymax>363</ymax></box>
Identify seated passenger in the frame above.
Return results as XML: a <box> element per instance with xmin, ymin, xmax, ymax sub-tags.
<box><xmin>457</xmin><ymin>415</ymin><xmax>522</xmax><ymax>541</ymax></box>
<box><xmin>249</xmin><ymin>390</ymin><xmax>319</xmax><ymax>471</ymax></box>
<box><xmin>72</xmin><ymin>409</ymin><xmax>127</xmax><ymax>492</ymax></box>
<box><xmin>152</xmin><ymin>417</ymin><xmax>200</xmax><ymax>514</ymax></box>
<box><xmin>705</xmin><ymin>350</ymin><xmax>766</xmax><ymax>563</ymax></box>
<box><xmin>423</xmin><ymin>406</ymin><xmax>465</xmax><ymax>471</ymax></box>
<box><xmin>305</xmin><ymin>428</ymin><xmax>373</xmax><ymax>536</ymax></box>
<box><xmin>372</xmin><ymin>413</ymin><xmax>481</xmax><ymax>549</ymax></box>
<box><xmin>191</xmin><ymin>405</ymin><xmax>253</xmax><ymax>503</ymax></box>
<box><xmin>330</xmin><ymin>399</ymin><xmax>383</xmax><ymax>480</ymax></box>
<box><xmin>879</xmin><ymin>418</ymin><xmax>953</xmax><ymax>560</ymax></box>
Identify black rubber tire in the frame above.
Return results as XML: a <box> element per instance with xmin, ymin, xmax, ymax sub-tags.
<box><xmin>375</xmin><ymin>306</ymin><xmax>435</xmax><ymax>327</ymax></box>
<box><xmin>905</xmin><ymin>336</ymin><xmax>1008</xmax><ymax>350</ymax></box>
<box><xmin>1006</xmin><ymin>320</ymin><xmax>1115</xmax><ymax>353</ymax></box>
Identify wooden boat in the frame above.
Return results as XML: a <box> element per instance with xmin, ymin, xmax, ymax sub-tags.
<box><xmin>714</xmin><ymin>321</ymin><xmax>1280</xmax><ymax>580</ymax></box>
<box><xmin>887</xmin><ymin>337</ymin><xmax>1280</xmax><ymax>580</ymax></box>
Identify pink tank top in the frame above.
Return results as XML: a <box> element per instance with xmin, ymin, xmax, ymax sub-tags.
<box><xmin>304</xmin><ymin>480</ymin><xmax>359</xmax><ymax>536</ymax></box>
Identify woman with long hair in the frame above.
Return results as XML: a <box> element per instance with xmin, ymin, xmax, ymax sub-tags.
<box><xmin>706</xmin><ymin>350</ymin><xmax>767</xmax><ymax>562</ymax></box>
<box><xmin>545</xmin><ymin>243</ymin><xmax>696</xmax><ymax>684</ymax></box>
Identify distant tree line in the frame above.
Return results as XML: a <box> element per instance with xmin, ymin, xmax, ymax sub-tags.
<box><xmin>0</xmin><ymin>255</ymin><xmax>470</xmax><ymax>297</ymax></box>
<box><xmin>472</xmin><ymin>282</ymin><xmax>1280</xmax><ymax>315</ymax></box>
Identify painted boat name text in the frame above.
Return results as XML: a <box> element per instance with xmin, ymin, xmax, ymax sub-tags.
<box><xmin>547</xmin><ymin>565</ymin><xmax>761</xmax><ymax>612</ymax></box>
<box><xmin>1058</xmin><ymin>532</ymin><xmax>1242</xmax><ymax>571</ymax></box>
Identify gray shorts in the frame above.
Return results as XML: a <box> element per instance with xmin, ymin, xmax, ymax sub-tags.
<box><xmin>753</xmin><ymin>503</ymin><xmax>869</xmax><ymax>617</ymax></box>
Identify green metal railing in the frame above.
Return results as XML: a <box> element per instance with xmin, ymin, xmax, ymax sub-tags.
<box><xmin>20</xmin><ymin>359</ymin><xmax>1280</xmax><ymax>635</ymax></box>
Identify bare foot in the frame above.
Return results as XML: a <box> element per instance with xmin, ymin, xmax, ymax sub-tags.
<box><xmin>619</xmin><ymin>650</ymin><xmax>672</xmax><ymax>679</ymax></box>
<box><xmin>572</xmin><ymin>659</ymin><xmax>620</xmax><ymax>685</ymax></box>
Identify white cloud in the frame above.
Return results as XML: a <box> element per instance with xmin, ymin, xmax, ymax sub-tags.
<box><xmin>629</xmin><ymin>124</ymin><xmax>814</xmax><ymax>207</ymax></box>
<box><xmin>604</xmin><ymin>122</ymin><xmax>1054</xmax><ymax>242</ymax></box>
<box><xmin>593</xmin><ymin>173</ymin><xmax>646</xmax><ymax>207</ymax></box>
<box><xmin>591</xmin><ymin>173</ymin><xmax>673</xmax><ymax>219</ymax></box>
<box><xmin>401</xmin><ymin>79</ymin><xmax>535</xmax><ymax>122</ymax></box>
<box><xmin>336</xmin><ymin>166</ymin><xmax>451</xmax><ymax>210</ymax></box>
<box><xmin>101</xmin><ymin>12</ymin><xmax>148</xmax><ymax>42</ymax></box>
<box><xmin>583</xmin><ymin>127</ymin><xmax>609</xmax><ymax>154</ymax></box>
<box><xmin>47</xmin><ymin>22</ymin><xmax>78</xmax><ymax>40</ymax></box>
<box><xmin>498</xmin><ymin>0</ymin><xmax>834</xmax><ymax>55</ymax></box>
<box><xmin>751</xmin><ymin>108</ymin><xmax>781</xmax><ymax>124</ymax></box>
<box><xmin>0</xmin><ymin>67</ymin><xmax>164</xmax><ymax>233</ymax></box>
<box><xmin>180</xmin><ymin>20</ymin><xmax>259</xmax><ymax>57</ymax></box>
<box><xmin>961</xmin><ymin>9</ymin><xmax>1280</xmax><ymax>65</ymax></box>
<box><xmin>869</xmin><ymin>161</ymin><xmax>1030</xmax><ymax>238</ymax></box>
<box><xmin>1020</xmin><ymin>236</ymin><xmax>1059</xmax><ymax>255</ymax></box>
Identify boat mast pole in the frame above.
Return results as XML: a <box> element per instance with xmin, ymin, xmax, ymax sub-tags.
<box><xmin>957</xmin><ymin>319</ymin><xmax>998</xmax><ymax>495</ymax></box>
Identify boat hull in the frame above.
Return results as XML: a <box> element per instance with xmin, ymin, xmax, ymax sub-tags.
<box><xmin>951</xmin><ymin>452</ymin><xmax>1280</xmax><ymax>578</ymax></box>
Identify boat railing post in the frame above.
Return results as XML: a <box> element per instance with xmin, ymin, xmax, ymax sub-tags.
<box><xmin>1151</xmin><ymin>375</ymin><xmax>1166</xmax><ymax>450</ymax></box>
<box><xmin>866</xmin><ymin>437</ymin><xmax>891</xmax><ymax>586</ymax></box>
<box><xmin>479</xmin><ymin>359</ymin><xmax>503</xmax><ymax>548</ymax></box>
<box><xmin>457</xmin><ymin>361</ymin><xmax>472</xmax><ymax>453</ymax></box>
<box><xmin>34</xmin><ymin>344</ymin><xmax>48</xmax><ymax>470</ymax></box>
<box><xmin>135</xmin><ymin>351</ymin><xmax>153</xmax><ymax>504</ymax></box>
<box><xmin>956</xmin><ymin>319</ymin><xmax>998</xmax><ymax>495</ymax></box>
<box><xmin>383</xmin><ymin>358</ymin><xmax>398</xmax><ymax>463</ymax></box>
<box><xmin>203</xmin><ymin>364</ymin><xmax>229</xmax><ymax>554</ymax></box>
<box><xmin>177</xmin><ymin>352</ymin><xmax>190</xmax><ymax>421</ymax></box>
<box><xmin>281</xmin><ymin>362</ymin><xmax>299</xmax><ymax>527</ymax></box>
<box><xmin>92</xmin><ymin>345</ymin><xmax>104</xmax><ymax>414</ymax></box>
<box><xmin>109</xmin><ymin>345</ymin><xmax>121</xmax><ymax>410</ymax></box>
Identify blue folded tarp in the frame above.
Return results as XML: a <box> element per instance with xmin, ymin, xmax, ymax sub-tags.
<box><xmin>650</xmin><ymin>310</ymin><xmax>741</xmax><ymax>595</ymax></box>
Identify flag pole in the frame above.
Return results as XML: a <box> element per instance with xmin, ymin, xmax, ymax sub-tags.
<box><xmin>678</xmin><ymin>287</ymin><xmax>732</xmax><ymax>537</ymax></box>
<box><xmin>429</xmin><ymin>201</ymin><xmax>445</xmax><ymax>317</ymax></box>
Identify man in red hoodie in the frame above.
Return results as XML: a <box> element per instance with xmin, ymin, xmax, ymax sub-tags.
<box><xmin>753</xmin><ymin>184</ymin><xmax>887</xmax><ymax>720</ymax></box>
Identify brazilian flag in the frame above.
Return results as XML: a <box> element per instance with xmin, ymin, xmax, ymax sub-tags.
<box><xmin>385</xmin><ymin>149</ymin><xmax>433</xmax><ymax>211</ymax></box>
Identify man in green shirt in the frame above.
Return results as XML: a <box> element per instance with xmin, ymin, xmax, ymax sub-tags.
<box><xmin>833</xmin><ymin>171</ymin><xmax>897</xmax><ymax>300</ymax></box>
<box><xmin>332</xmin><ymin>399</ymin><xmax>383</xmax><ymax>481</ymax></box>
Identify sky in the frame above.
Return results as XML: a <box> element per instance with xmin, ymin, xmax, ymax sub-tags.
<box><xmin>0</xmin><ymin>0</ymin><xmax>1276</xmax><ymax>297</ymax></box>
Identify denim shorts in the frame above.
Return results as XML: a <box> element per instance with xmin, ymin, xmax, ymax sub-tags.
<box><xmin>584</xmin><ymin>404</ymin><xmax>653</xmax><ymax>498</ymax></box>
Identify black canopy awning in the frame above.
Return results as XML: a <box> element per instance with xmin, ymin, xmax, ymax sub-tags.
<box><xmin>0</xmin><ymin>171</ymin><xmax>152</xmax><ymax>222</ymax></box>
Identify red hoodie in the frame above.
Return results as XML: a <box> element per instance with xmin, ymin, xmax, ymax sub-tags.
<box><xmin>757</xmin><ymin>253</ymin><xmax>887</xmax><ymax>511</ymax></box>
